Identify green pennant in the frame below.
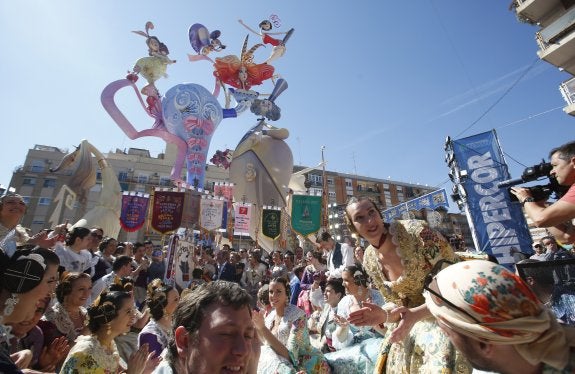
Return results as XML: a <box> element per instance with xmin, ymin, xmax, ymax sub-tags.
<box><xmin>262</xmin><ymin>209</ymin><xmax>281</xmax><ymax>239</ymax></box>
<box><xmin>290</xmin><ymin>195</ymin><xmax>322</xmax><ymax>236</ymax></box>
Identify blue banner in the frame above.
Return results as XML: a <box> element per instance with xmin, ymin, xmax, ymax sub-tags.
<box><xmin>383</xmin><ymin>189</ymin><xmax>449</xmax><ymax>222</ymax></box>
<box><xmin>451</xmin><ymin>130</ymin><xmax>532</xmax><ymax>268</ymax></box>
<box><xmin>120</xmin><ymin>192</ymin><xmax>150</xmax><ymax>232</ymax></box>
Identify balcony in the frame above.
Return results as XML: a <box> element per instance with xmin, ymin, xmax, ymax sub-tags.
<box><xmin>536</xmin><ymin>29</ymin><xmax>575</xmax><ymax>75</ymax></box>
<box><xmin>513</xmin><ymin>0</ymin><xmax>564</xmax><ymax>26</ymax></box>
<box><xmin>560</xmin><ymin>76</ymin><xmax>575</xmax><ymax>115</ymax></box>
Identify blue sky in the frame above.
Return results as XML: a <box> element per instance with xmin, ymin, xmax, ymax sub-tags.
<box><xmin>1</xmin><ymin>1</ymin><xmax>573</xmax><ymax>210</ymax></box>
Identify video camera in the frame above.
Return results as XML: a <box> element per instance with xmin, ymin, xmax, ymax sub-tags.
<box><xmin>497</xmin><ymin>160</ymin><xmax>568</xmax><ymax>202</ymax></box>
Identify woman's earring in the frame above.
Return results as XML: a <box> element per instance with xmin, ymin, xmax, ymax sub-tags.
<box><xmin>3</xmin><ymin>294</ymin><xmax>19</xmax><ymax>317</ymax></box>
<box><xmin>106</xmin><ymin>322</ymin><xmax>112</xmax><ymax>336</ymax></box>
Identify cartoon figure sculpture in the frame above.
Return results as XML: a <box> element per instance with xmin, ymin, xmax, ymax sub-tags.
<box><xmin>249</xmin><ymin>78</ymin><xmax>288</xmax><ymax>121</ymax></box>
<box><xmin>102</xmin><ymin>20</ymin><xmax>294</xmax><ymax>191</ymax></box>
<box><xmin>130</xmin><ymin>22</ymin><xmax>176</xmax><ymax>96</ymax></box>
<box><xmin>102</xmin><ymin>79</ymin><xmax>244</xmax><ymax>189</ymax></box>
<box><xmin>188</xmin><ymin>23</ymin><xmax>226</xmax><ymax>56</ymax></box>
<box><xmin>49</xmin><ymin>140</ymin><xmax>122</xmax><ymax>238</ymax></box>
<box><xmin>238</xmin><ymin>18</ymin><xmax>294</xmax><ymax>63</ymax></box>
<box><xmin>213</xmin><ymin>35</ymin><xmax>275</xmax><ymax>90</ymax></box>
<box><xmin>229</xmin><ymin>79</ymin><xmax>291</xmax><ymax>253</ymax></box>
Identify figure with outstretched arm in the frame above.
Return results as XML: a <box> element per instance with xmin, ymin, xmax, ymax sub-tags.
<box><xmin>238</xmin><ymin>19</ymin><xmax>294</xmax><ymax>64</ymax></box>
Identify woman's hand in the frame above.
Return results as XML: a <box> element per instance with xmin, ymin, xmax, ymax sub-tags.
<box><xmin>252</xmin><ymin>309</ymin><xmax>266</xmax><ymax>331</ymax></box>
<box><xmin>143</xmin><ymin>353</ymin><xmax>161</xmax><ymax>374</ymax></box>
<box><xmin>11</xmin><ymin>349</ymin><xmax>32</xmax><ymax>369</ymax></box>
<box><xmin>347</xmin><ymin>301</ymin><xmax>387</xmax><ymax>326</ymax></box>
<box><xmin>333</xmin><ymin>313</ymin><xmax>349</xmax><ymax>327</ymax></box>
<box><xmin>389</xmin><ymin>306</ymin><xmax>419</xmax><ymax>343</ymax></box>
<box><xmin>37</xmin><ymin>335</ymin><xmax>70</xmax><ymax>371</ymax></box>
<box><xmin>126</xmin><ymin>343</ymin><xmax>159</xmax><ymax>374</ymax></box>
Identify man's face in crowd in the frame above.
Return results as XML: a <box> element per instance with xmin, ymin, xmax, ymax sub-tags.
<box><xmin>89</xmin><ymin>229</ymin><xmax>103</xmax><ymax>250</ymax></box>
<box><xmin>533</xmin><ymin>243</ymin><xmax>544</xmax><ymax>254</ymax></box>
<box><xmin>542</xmin><ymin>238</ymin><xmax>558</xmax><ymax>253</ymax></box>
<box><xmin>295</xmin><ymin>247</ymin><xmax>303</xmax><ymax>261</ymax></box>
<box><xmin>0</xmin><ymin>195</ymin><xmax>26</xmax><ymax>222</ymax></box>
<box><xmin>179</xmin><ymin>303</ymin><xmax>255</xmax><ymax>374</ymax></box>
<box><xmin>318</xmin><ymin>238</ymin><xmax>334</xmax><ymax>252</ymax></box>
<box><xmin>144</xmin><ymin>242</ymin><xmax>154</xmax><ymax>256</ymax></box>
<box><xmin>134</xmin><ymin>246</ymin><xmax>145</xmax><ymax>259</ymax></box>
<box><xmin>283</xmin><ymin>254</ymin><xmax>294</xmax><ymax>270</ymax></box>
<box><xmin>550</xmin><ymin>151</ymin><xmax>575</xmax><ymax>186</ymax></box>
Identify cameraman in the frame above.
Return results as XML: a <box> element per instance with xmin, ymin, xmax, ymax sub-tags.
<box><xmin>511</xmin><ymin>140</ymin><xmax>575</xmax><ymax>244</ymax></box>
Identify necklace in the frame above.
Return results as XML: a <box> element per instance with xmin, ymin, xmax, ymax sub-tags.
<box><xmin>373</xmin><ymin>230</ymin><xmax>388</xmax><ymax>249</ymax></box>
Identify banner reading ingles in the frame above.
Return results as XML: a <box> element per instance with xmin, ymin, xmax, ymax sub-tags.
<box><xmin>451</xmin><ymin>130</ymin><xmax>532</xmax><ymax>267</ymax></box>
<box><xmin>151</xmin><ymin>191</ymin><xmax>185</xmax><ymax>234</ymax></box>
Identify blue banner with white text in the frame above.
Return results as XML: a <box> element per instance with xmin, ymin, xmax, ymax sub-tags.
<box><xmin>451</xmin><ymin>130</ymin><xmax>532</xmax><ymax>268</ymax></box>
<box><xmin>383</xmin><ymin>189</ymin><xmax>449</xmax><ymax>222</ymax></box>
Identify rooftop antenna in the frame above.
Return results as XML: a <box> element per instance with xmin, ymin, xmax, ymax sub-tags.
<box><xmin>352</xmin><ymin>152</ymin><xmax>358</xmax><ymax>177</ymax></box>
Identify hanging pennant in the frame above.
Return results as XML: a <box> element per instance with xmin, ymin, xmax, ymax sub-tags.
<box><xmin>214</xmin><ymin>183</ymin><xmax>234</xmax><ymax>205</ymax></box>
<box><xmin>199</xmin><ymin>198</ymin><xmax>225</xmax><ymax>231</ymax></box>
<box><xmin>262</xmin><ymin>208</ymin><xmax>281</xmax><ymax>239</ymax></box>
<box><xmin>181</xmin><ymin>191</ymin><xmax>201</xmax><ymax>228</ymax></box>
<box><xmin>234</xmin><ymin>203</ymin><xmax>251</xmax><ymax>234</ymax></box>
<box><xmin>290</xmin><ymin>195</ymin><xmax>321</xmax><ymax>236</ymax></box>
<box><xmin>120</xmin><ymin>192</ymin><xmax>150</xmax><ymax>232</ymax></box>
<box><xmin>151</xmin><ymin>191</ymin><xmax>185</xmax><ymax>234</ymax></box>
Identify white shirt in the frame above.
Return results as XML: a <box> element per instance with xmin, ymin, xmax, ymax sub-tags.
<box><xmin>327</xmin><ymin>242</ymin><xmax>355</xmax><ymax>279</ymax></box>
<box><xmin>55</xmin><ymin>243</ymin><xmax>94</xmax><ymax>275</ymax></box>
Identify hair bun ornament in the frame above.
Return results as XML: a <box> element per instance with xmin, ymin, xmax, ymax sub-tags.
<box><xmin>99</xmin><ymin>301</ymin><xmax>117</xmax><ymax>323</ymax></box>
<box><xmin>4</xmin><ymin>254</ymin><xmax>46</xmax><ymax>293</ymax></box>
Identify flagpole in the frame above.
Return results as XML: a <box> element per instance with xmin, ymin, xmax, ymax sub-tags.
<box><xmin>321</xmin><ymin>146</ymin><xmax>329</xmax><ymax>231</ymax></box>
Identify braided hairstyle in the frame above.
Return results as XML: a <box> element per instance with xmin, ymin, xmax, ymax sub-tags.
<box><xmin>87</xmin><ymin>291</ymin><xmax>131</xmax><ymax>333</ymax></box>
<box><xmin>146</xmin><ymin>278</ymin><xmax>174</xmax><ymax>321</ymax></box>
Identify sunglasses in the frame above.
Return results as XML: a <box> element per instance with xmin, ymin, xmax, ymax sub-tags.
<box><xmin>533</xmin><ymin>244</ymin><xmax>542</xmax><ymax>249</ymax></box>
<box><xmin>91</xmin><ymin>233</ymin><xmax>103</xmax><ymax>240</ymax></box>
<box><xmin>423</xmin><ymin>259</ymin><xmax>482</xmax><ymax>324</ymax></box>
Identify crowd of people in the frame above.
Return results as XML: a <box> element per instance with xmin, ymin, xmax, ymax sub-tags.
<box><xmin>1</xmin><ymin>141</ymin><xmax>575</xmax><ymax>374</ymax></box>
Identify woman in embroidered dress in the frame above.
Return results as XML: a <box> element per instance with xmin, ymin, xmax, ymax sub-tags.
<box><xmin>40</xmin><ymin>272</ymin><xmax>91</xmax><ymax>345</ymax></box>
<box><xmin>252</xmin><ymin>277</ymin><xmax>331</xmax><ymax>374</ymax></box>
<box><xmin>138</xmin><ymin>279</ymin><xmax>179</xmax><ymax>357</ymax></box>
<box><xmin>0</xmin><ymin>248</ymin><xmax>60</xmax><ymax>373</ymax></box>
<box><xmin>60</xmin><ymin>290</ymin><xmax>159</xmax><ymax>374</ymax></box>
<box><xmin>344</xmin><ymin>197</ymin><xmax>471</xmax><ymax>373</ymax></box>
<box><xmin>325</xmin><ymin>265</ymin><xmax>385</xmax><ymax>373</ymax></box>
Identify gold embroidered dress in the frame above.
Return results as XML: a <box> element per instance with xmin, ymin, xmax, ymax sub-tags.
<box><xmin>362</xmin><ymin>220</ymin><xmax>471</xmax><ymax>373</ymax></box>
